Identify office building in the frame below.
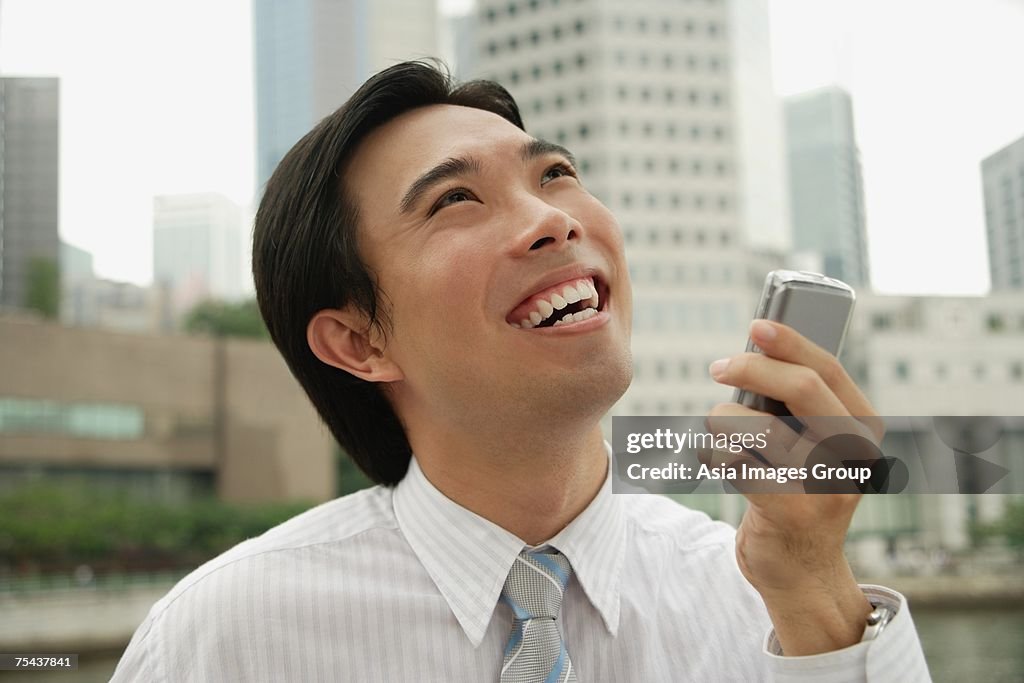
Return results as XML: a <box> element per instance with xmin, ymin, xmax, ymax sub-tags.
<box><xmin>0</xmin><ymin>77</ymin><xmax>59</xmax><ymax>311</ymax></box>
<box><xmin>784</xmin><ymin>86</ymin><xmax>869</xmax><ymax>288</ymax></box>
<box><xmin>981</xmin><ymin>133</ymin><xmax>1024</xmax><ymax>290</ymax></box>
<box><xmin>153</xmin><ymin>193</ymin><xmax>245</xmax><ymax>317</ymax></box>
<box><xmin>0</xmin><ymin>314</ymin><xmax>334</xmax><ymax>503</ymax></box>
<box><xmin>253</xmin><ymin>0</ymin><xmax>439</xmax><ymax>193</ymax></box>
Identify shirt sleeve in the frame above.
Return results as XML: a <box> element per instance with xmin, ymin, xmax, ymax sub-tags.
<box><xmin>761</xmin><ymin>584</ymin><xmax>932</xmax><ymax>683</ymax></box>
<box><xmin>108</xmin><ymin>608</ymin><xmax>160</xmax><ymax>683</ymax></box>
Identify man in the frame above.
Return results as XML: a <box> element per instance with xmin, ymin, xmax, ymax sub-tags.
<box><xmin>111</xmin><ymin>61</ymin><xmax>930</xmax><ymax>681</ymax></box>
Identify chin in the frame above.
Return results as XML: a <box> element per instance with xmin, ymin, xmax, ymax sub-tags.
<box><xmin>539</xmin><ymin>348</ymin><xmax>633</xmax><ymax>420</ymax></box>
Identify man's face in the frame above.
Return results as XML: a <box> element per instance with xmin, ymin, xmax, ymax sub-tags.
<box><xmin>346</xmin><ymin>104</ymin><xmax>633</xmax><ymax>433</ymax></box>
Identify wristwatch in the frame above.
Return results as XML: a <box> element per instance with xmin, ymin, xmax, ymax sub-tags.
<box><xmin>860</xmin><ymin>602</ymin><xmax>896</xmax><ymax>642</ymax></box>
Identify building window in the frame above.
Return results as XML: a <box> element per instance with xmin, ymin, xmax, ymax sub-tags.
<box><xmin>1011</xmin><ymin>362</ymin><xmax>1023</xmax><ymax>381</ymax></box>
<box><xmin>894</xmin><ymin>360</ymin><xmax>909</xmax><ymax>381</ymax></box>
<box><xmin>0</xmin><ymin>397</ymin><xmax>146</xmax><ymax>440</ymax></box>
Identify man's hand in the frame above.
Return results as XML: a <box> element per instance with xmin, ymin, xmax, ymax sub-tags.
<box><xmin>705</xmin><ymin>319</ymin><xmax>881</xmax><ymax>656</ymax></box>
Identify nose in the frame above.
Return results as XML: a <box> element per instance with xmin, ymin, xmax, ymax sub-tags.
<box><xmin>512</xmin><ymin>196</ymin><xmax>582</xmax><ymax>254</ymax></box>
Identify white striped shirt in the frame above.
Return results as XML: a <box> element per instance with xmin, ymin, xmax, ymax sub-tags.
<box><xmin>111</xmin><ymin>453</ymin><xmax>931</xmax><ymax>682</ymax></box>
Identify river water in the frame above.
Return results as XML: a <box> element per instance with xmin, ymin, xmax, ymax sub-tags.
<box><xmin>2</xmin><ymin>608</ymin><xmax>1021</xmax><ymax>682</ymax></box>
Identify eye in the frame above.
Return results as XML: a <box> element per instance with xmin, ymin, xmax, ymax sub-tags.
<box><xmin>541</xmin><ymin>162</ymin><xmax>578</xmax><ymax>185</ymax></box>
<box><xmin>430</xmin><ymin>188</ymin><xmax>477</xmax><ymax>215</ymax></box>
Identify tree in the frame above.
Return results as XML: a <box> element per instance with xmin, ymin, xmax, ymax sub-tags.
<box><xmin>25</xmin><ymin>257</ymin><xmax>60</xmax><ymax>319</ymax></box>
<box><xmin>184</xmin><ymin>298</ymin><xmax>269</xmax><ymax>339</ymax></box>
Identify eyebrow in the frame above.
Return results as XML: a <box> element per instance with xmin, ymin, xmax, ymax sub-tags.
<box><xmin>398</xmin><ymin>138</ymin><xmax>578</xmax><ymax>214</ymax></box>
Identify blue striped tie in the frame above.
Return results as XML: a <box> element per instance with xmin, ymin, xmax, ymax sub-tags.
<box><xmin>499</xmin><ymin>550</ymin><xmax>579</xmax><ymax>683</ymax></box>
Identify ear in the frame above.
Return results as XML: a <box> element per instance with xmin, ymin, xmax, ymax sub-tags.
<box><xmin>306</xmin><ymin>308</ymin><xmax>404</xmax><ymax>383</ymax></box>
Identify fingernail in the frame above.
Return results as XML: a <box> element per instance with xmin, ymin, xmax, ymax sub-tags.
<box><xmin>709</xmin><ymin>358</ymin><xmax>730</xmax><ymax>379</ymax></box>
<box><xmin>751</xmin><ymin>319</ymin><xmax>777</xmax><ymax>342</ymax></box>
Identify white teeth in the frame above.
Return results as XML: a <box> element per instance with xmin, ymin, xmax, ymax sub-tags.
<box><xmin>510</xmin><ymin>322</ymin><xmax>521</xmax><ymax>329</ymax></box>
<box><xmin>548</xmin><ymin>307</ymin><xmax>599</xmax><ymax>328</ymax></box>
<box><xmin>514</xmin><ymin>278</ymin><xmax>601</xmax><ymax>329</ymax></box>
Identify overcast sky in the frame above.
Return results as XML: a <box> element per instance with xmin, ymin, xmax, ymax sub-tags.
<box><xmin>1</xmin><ymin>0</ymin><xmax>1022</xmax><ymax>296</ymax></box>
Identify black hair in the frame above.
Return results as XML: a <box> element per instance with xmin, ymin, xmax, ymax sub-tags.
<box><xmin>252</xmin><ymin>60</ymin><xmax>525</xmax><ymax>486</ymax></box>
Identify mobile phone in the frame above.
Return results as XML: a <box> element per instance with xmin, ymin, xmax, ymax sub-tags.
<box><xmin>733</xmin><ymin>270</ymin><xmax>856</xmax><ymax>416</ymax></box>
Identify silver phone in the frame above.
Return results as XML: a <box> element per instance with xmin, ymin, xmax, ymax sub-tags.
<box><xmin>733</xmin><ymin>270</ymin><xmax>856</xmax><ymax>416</ymax></box>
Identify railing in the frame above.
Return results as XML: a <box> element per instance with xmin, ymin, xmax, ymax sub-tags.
<box><xmin>0</xmin><ymin>569</ymin><xmax>188</xmax><ymax>596</ymax></box>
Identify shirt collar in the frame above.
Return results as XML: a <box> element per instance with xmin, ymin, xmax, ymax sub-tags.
<box><xmin>392</xmin><ymin>444</ymin><xmax>625</xmax><ymax>647</ymax></box>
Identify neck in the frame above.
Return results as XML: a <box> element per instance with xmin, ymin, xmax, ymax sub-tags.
<box><xmin>409</xmin><ymin>424</ymin><xmax>608</xmax><ymax>545</ymax></box>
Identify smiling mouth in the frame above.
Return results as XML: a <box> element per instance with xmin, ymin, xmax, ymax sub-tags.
<box><xmin>506</xmin><ymin>276</ymin><xmax>609</xmax><ymax>329</ymax></box>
